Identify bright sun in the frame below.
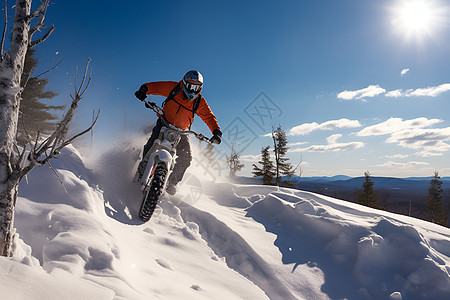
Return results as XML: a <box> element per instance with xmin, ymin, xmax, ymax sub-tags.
<box><xmin>399</xmin><ymin>1</ymin><xmax>432</xmax><ymax>31</ymax></box>
<box><xmin>391</xmin><ymin>0</ymin><xmax>446</xmax><ymax>39</ymax></box>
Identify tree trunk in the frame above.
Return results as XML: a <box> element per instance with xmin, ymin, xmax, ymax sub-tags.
<box><xmin>0</xmin><ymin>179</ymin><xmax>20</xmax><ymax>256</ymax></box>
<box><xmin>0</xmin><ymin>0</ymin><xmax>32</xmax><ymax>256</ymax></box>
<box><xmin>271</xmin><ymin>128</ymin><xmax>280</xmax><ymax>185</ymax></box>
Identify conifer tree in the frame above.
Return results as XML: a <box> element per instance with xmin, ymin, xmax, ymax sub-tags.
<box><xmin>252</xmin><ymin>146</ymin><xmax>275</xmax><ymax>185</ymax></box>
<box><xmin>17</xmin><ymin>48</ymin><xmax>63</xmax><ymax>145</ymax></box>
<box><xmin>272</xmin><ymin>125</ymin><xmax>294</xmax><ymax>185</ymax></box>
<box><xmin>357</xmin><ymin>171</ymin><xmax>379</xmax><ymax>208</ymax></box>
<box><xmin>225</xmin><ymin>144</ymin><xmax>244</xmax><ymax>177</ymax></box>
<box><xmin>425</xmin><ymin>171</ymin><xmax>448</xmax><ymax>227</ymax></box>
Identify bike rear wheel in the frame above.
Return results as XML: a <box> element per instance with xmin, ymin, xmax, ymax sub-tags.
<box><xmin>139</xmin><ymin>162</ymin><xmax>168</xmax><ymax>222</ymax></box>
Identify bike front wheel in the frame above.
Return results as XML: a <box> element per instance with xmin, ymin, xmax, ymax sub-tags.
<box><xmin>139</xmin><ymin>162</ymin><xmax>168</xmax><ymax>222</ymax></box>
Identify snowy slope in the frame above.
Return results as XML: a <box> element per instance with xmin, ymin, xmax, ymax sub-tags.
<box><xmin>1</xmin><ymin>141</ymin><xmax>450</xmax><ymax>300</ymax></box>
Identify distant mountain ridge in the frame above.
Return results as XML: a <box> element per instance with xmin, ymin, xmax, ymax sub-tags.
<box><xmin>296</xmin><ymin>176</ymin><xmax>450</xmax><ymax>192</ymax></box>
<box><xmin>235</xmin><ymin>175</ymin><xmax>450</xmax><ymax>187</ymax></box>
<box><xmin>299</xmin><ymin>176</ymin><xmax>450</xmax><ymax>183</ymax></box>
<box><xmin>296</xmin><ymin>175</ymin><xmax>353</xmax><ymax>182</ymax></box>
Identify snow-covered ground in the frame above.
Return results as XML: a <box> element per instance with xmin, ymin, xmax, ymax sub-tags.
<box><xmin>1</xmin><ymin>138</ymin><xmax>450</xmax><ymax>300</ymax></box>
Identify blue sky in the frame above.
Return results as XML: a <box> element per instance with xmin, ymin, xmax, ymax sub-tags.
<box><xmin>30</xmin><ymin>0</ymin><xmax>450</xmax><ymax>177</ymax></box>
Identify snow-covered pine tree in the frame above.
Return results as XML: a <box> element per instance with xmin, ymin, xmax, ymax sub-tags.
<box><xmin>0</xmin><ymin>1</ymin><xmax>98</xmax><ymax>257</ymax></box>
<box><xmin>425</xmin><ymin>171</ymin><xmax>448</xmax><ymax>227</ymax></box>
<box><xmin>357</xmin><ymin>171</ymin><xmax>379</xmax><ymax>208</ymax></box>
<box><xmin>271</xmin><ymin>125</ymin><xmax>294</xmax><ymax>186</ymax></box>
<box><xmin>252</xmin><ymin>146</ymin><xmax>275</xmax><ymax>185</ymax></box>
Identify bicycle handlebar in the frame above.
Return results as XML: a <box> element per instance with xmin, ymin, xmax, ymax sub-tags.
<box><xmin>143</xmin><ymin>99</ymin><xmax>212</xmax><ymax>144</ymax></box>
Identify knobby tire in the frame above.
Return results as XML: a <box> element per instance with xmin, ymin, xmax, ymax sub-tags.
<box><xmin>139</xmin><ymin>162</ymin><xmax>168</xmax><ymax>222</ymax></box>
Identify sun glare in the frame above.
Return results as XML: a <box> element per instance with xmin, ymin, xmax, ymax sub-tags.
<box><xmin>391</xmin><ymin>0</ymin><xmax>447</xmax><ymax>40</ymax></box>
<box><xmin>399</xmin><ymin>1</ymin><xmax>432</xmax><ymax>31</ymax></box>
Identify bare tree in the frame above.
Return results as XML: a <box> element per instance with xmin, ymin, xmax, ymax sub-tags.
<box><xmin>294</xmin><ymin>155</ymin><xmax>303</xmax><ymax>189</ymax></box>
<box><xmin>225</xmin><ymin>143</ymin><xmax>244</xmax><ymax>177</ymax></box>
<box><xmin>0</xmin><ymin>1</ymin><xmax>98</xmax><ymax>257</ymax></box>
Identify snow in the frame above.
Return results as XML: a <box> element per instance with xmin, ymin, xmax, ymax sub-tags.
<box><xmin>1</xmin><ymin>141</ymin><xmax>450</xmax><ymax>300</ymax></box>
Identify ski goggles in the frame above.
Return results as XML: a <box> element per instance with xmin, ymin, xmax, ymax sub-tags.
<box><xmin>184</xmin><ymin>80</ymin><xmax>203</xmax><ymax>93</ymax></box>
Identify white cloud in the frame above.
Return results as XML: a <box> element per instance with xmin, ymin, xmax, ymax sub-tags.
<box><xmin>289</xmin><ymin>141</ymin><xmax>308</xmax><ymax>146</ymax></box>
<box><xmin>382</xmin><ymin>154</ymin><xmax>409</xmax><ymax>159</ymax></box>
<box><xmin>338</xmin><ymin>82</ymin><xmax>450</xmax><ymax>100</ymax></box>
<box><xmin>288</xmin><ymin>122</ymin><xmax>320</xmax><ymax>135</ymax></box>
<box><xmin>386</xmin><ymin>127</ymin><xmax>450</xmax><ymax>152</ymax></box>
<box><xmin>239</xmin><ymin>154</ymin><xmax>261</xmax><ymax>162</ymax></box>
<box><xmin>320</xmin><ymin>119</ymin><xmax>361</xmax><ymax>130</ymax></box>
<box><xmin>376</xmin><ymin>161</ymin><xmax>429</xmax><ymax>168</ymax></box>
<box><xmin>337</xmin><ymin>85</ymin><xmax>386</xmax><ymax>100</ymax></box>
<box><xmin>357</xmin><ymin>118</ymin><xmax>450</xmax><ymax>154</ymax></box>
<box><xmin>357</xmin><ymin>117</ymin><xmax>443</xmax><ymax>137</ymax></box>
<box><xmin>415</xmin><ymin>151</ymin><xmax>444</xmax><ymax>157</ymax></box>
<box><xmin>289</xmin><ymin>118</ymin><xmax>361</xmax><ymax>136</ymax></box>
<box><xmin>291</xmin><ymin>133</ymin><xmax>364</xmax><ymax>153</ymax></box>
<box><xmin>400</xmin><ymin>68</ymin><xmax>410</xmax><ymax>76</ymax></box>
<box><xmin>406</xmin><ymin>83</ymin><xmax>450</xmax><ymax>97</ymax></box>
<box><xmin>292</xmin><ymin>142</ymin><xmax>364</xmax><ymax>153</ymax></box>
<box><xmin>385</xmin><ymin>89</ymin><xmax>403</xmax><ymax>98</ymax></box>
<box><xmin>326</xmin><ymin>134</ymin><xmax>342</xmax><ymax>144</ymax></box>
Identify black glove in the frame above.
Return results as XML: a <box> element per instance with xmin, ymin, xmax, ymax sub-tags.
<box><xmin>210</xmin><ymin>129</ymin><xmax>222</xmax><ymax>144</ymax></box>
<box><xmin>134</xmin><ymin>84</ymin><xmax>148</xmax><ymax>101</ymax></box>
<box><xmin>145</xmin><ymin>102</ymin><xmax>156</xmax><ymax>109</ymax></box>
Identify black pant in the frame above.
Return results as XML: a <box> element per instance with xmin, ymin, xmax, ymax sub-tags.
<box><xmin>142</xmin><ymin>118</ymin><xmax>192</xmax><ymax>186</ymax></box>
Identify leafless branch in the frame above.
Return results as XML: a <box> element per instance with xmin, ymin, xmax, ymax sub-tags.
<box><xmin>1</xmin><ymin>0</ymin><xmax>7</xmax><ymax>59</ymax></box>
<box><xmin>30</xmin><ymin>0</ymin><xmax>50</xmax><ymax>19</ymax></box>
<box><xmin>19</xmin><ymin>59</ymin><xmax>99</xmax><ymax>180</ymax></box>
<box><xmin>77</xmin><ymin>58</ymin><xmax>92</xmax><ymax>96</ymax></box>
<box><xmin>28</xmin><ymin>0</ymin><xmax>54</xmax><ymax>48</ymax></box>
<box><xmin>11</xmin><ymin>142</ymin><xmax>27</xmax><ymax>176</ymax></box>
<box><xmin>13</xmin><ymin>112</ymin><xmax>32</xmax><ymax>168</ymax></box>
<box><xmin>12</xmin><ymin>142</ymin><xmax>21</xmax><ymax>162</ymax></box>
<box><xmin>293</xmin><ymin>155</ymin><xmax>303</xmax><ymax>187</ymax></box>
<box><xmin>47</xmin><ymin>161</ymin><xmax>68</xmax><ymax>194</ymax></box>
<box><xmin>73</xmin><ymin>65</ymin><xmax>78</xmax><ymax>96</ymax></box>
<box><xmin>34</xmin><ymin>60</ymin><xmax>61</xmax><ymax>78</ymax></box>
<box><xmin>21</xmin><ymin>58</ymin><xmax>61</xmax><ymax>91</ymax></box>
<box><xmin>20</xmin><ymin>57</ymin><xmax>36</xmax><ymax>89</ymax></box>
<box><xmin>35</xmin><ymin>109</ymin><xmax>99</xmax><ymax>167</ymax></box>
<box><xmin>18</xmin><ymin>144</ymin><xmax>27</xmax><ymax>167</ymax></box>
<box><xmin>34</xmin><ymin>59</ymin><xmax>92</xmax><ymax>157</ymax></box>
<box><xmin>81</xmin><ymin>67</ymin><xmax>93</xmax><ymax>95</ymax></box>
<box><xmin>30</xmin><ymin>24</ymin><xmax>54</xmax><ymax>48</ymax></box>
<box><xmin>91</xmin><ymin>109</ymin><xmax>95</xmax><ymax>149</ymax></box>
<box><xmin>53</xmin><ymin>109</ymin><xmax>100</xmax><ymax>152</ymax></box>
<box><xmin>29</xmin><ymin>0</ymin><xmax>50</xmax><ymax>33</ymax></box>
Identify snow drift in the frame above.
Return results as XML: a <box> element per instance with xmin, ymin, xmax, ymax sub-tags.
<box><xmin>1</xmin><ymin>141</ymin><xmax>449</xmax><ymax>300</ymax></box>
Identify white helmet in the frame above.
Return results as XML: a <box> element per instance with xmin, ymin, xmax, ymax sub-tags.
<box><xmin>182</xmin><ymin>70</ymin><xmax>203</xmax><ymax>100</ymax></box>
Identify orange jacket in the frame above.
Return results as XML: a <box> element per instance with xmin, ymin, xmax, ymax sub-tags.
<box><xmin>144</xmin><ymin>81</ymin><xmax>220</xmax><ymax>133</ymax></box>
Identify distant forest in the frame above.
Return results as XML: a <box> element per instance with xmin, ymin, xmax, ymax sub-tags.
<box><xmin>295</xmin><ymin>178</ymin><xmax>450</xmax><ymax>225</ymax></box>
